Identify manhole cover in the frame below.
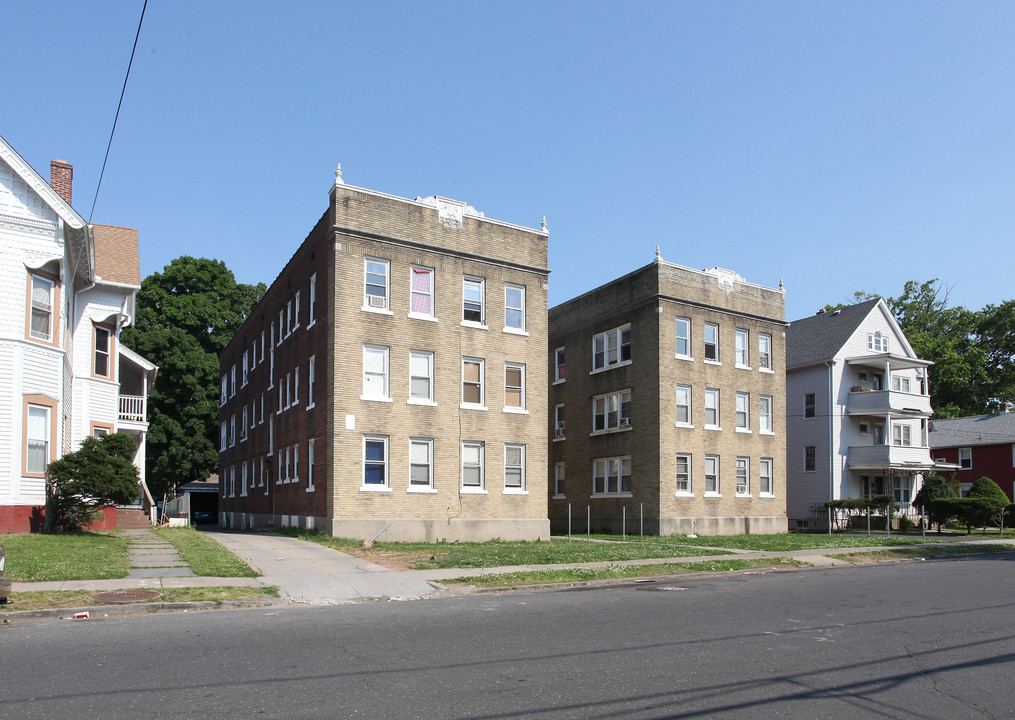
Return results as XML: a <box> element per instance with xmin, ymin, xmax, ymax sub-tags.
<box><xmin>91</xmin><ymin>590</ymin><xmax>163</xmax><ymax>604</ymax></box>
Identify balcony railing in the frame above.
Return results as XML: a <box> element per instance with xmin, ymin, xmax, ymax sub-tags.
<box><xmin>846</xmin><ymin>389</ymin><xmax>932</xmax><ymax>416</ymax></box>
<box><xmin>119</xmin><ymin>395</ymin><xmax>147</xmax><ymax>423</ymax></box>
<box><xmin>847</xmin><ymin>444</ymin><xmax>934</xmax><ymax>469</ymax></box>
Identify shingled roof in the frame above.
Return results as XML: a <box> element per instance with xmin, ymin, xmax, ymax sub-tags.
<box><xmin>929</xmin><ymin>412</ymin><xmax>1015</xmax><ymax>449</ymax></box>
<box><xmin>92</xmin><ymin>223</ymin><xmax>141</xmax><ymax>286</ymax></box>
<box><xmin>786</xmin><ymin>298</ymin><xmax>881</xmax><ymax>369</ymax></box>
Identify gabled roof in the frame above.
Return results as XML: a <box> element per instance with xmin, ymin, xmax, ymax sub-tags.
<box><xmin>0</xmin><ymin>133</ymin><xmax>86</xmax><ymax>230</ymax></box>
<box><xmin>787</xmin><ymin>299</ymin><xmax>880</xmax><ymax>369</ymax></box>
<box><xmin>93</xmin><ymin>223</ymin><xmax>141</xmax><ymax>286</ymax></box>
<box><xmin>929</xmin><ymin>412</ymin><xmax>1015</xmax><ymax>449</ymax></box>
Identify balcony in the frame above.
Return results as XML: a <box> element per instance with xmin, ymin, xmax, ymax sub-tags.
<box><xmin>847</xmin><ymin>444</ymin><xmax>935</xmax><ymax>471</ymax></box>
<box><xmin>846</xmin><ymin>389</ymin><xmax>932</xmax><ymax>417</ymax></box>
<box><xmin>119</xmin><ymin>395</ymin><xmax>147</xmax><ymax>424</ymax></box>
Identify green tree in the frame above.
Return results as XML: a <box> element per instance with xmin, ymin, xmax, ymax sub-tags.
<box><xmin>45</xmin><ymin>433</ymin><xmax>140</xmax><ymax>533</ymax></box>
<box><xmin>120</xmin><ymin>257</ymin><xmax>265</xmax><ymax>498</ymax></box>
<box><xmin>966</xmin><ymin>476</ymin><xmax>1010</xmax><ymax>533</ymax></box>
<box><xmin>913</xmin><ymin>472</ymin><xmax>958</xmax><ymax>533</ymax></box>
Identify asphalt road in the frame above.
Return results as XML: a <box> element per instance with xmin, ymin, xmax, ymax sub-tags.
<box><xmin>3</xmin><ymin>555</ymin><xmax>1014</xmax><ymax>719</ymax></box>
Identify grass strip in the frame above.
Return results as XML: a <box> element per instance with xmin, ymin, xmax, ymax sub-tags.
<box><xmin>1</xmin><ymin>532</ymin><xmax>131</xmax><ymax>582</ymax></box>
<box><xmin>582</xmin><ymin>532</ymin><xmax>1008</xmax><ymax>551</ymax></box>
<box><xmin>1</xmin><ymin>586</ymin><xmax>279</xmax><ymax>613</ymax></box>
<box><xmin>836</xmin><ymin>544</ymin><xmax>1014</xmax><ymax>564</ymax></box>
<box><xmin>152</xmin><ymin>527</ymin><xmax>260</xmax><ymax>577</ymax></box>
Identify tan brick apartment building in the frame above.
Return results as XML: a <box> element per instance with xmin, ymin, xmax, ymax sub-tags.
<box><xmin>218</xmin><ymin>171</ymin><xmax>550</xmax><ymax>541</ymax></box>
<box><xmin>549</xmin><ymin>257</ymin><xmax>788</xmax><ymax>535</ymax></box>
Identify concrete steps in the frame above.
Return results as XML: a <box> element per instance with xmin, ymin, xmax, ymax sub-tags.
<box><xmin>116</xmin><ymin>507</ymin><xmax>153</xmax><ymax>529</ymax></box>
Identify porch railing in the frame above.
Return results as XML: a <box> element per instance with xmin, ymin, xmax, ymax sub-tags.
<box><xmin>119</xmin><ymin>395</ymin><xmax>146</xmax><ymax>422</ymax></box>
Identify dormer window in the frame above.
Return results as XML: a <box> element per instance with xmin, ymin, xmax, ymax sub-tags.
<box><xmin>867</xmin><ymin>331</ymin><xmax>888</xmax><ymax>353</ymax></box>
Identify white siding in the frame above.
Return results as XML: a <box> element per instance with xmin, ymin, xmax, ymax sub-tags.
<box><xmin>786</xmin><ymin>364</ymin><xmax>832</xmax><ymax>521</ymax></box>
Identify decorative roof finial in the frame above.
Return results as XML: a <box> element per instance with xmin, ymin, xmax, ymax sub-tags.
<box><xmin>335</xmin><ymin>163</ymin><xmax>344</xmax><ymax>186</ymax></box>
<box><xmin>655</xmin><ymin>245</ymin><xmax>662</xmax><ymax>261</ymax></box>
<box><xmin>779</xmin><ymin>277</ymin><xmax>785</xmax><ymax>291</ymax></box>
<box><xmin>541</xmin><ymin>215</ymin><xmax>548</xmax><ymax>232</ymax></box>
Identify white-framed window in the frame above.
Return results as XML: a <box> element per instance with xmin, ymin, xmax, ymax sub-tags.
<box><xmin>363</xmin><ymin>435</ymin><xmax>389</xmax><ymax>489</ymax></box>
<box><xmin>760</xmin><ymin>458</ymin><xmax>774</xmax><ymax>496</ymax></box>
<box><xmin>462</xmin><ymin>357</ymin><xmax>485</xmax><ymax>408</ymax></box>
<box><xmin>892</xmin><ymin>376</ymin><xmax>911</xmax><ymax>392</ymax></box>
<box><xmin>307</xmin><ymin>356</ymin><xmax>315</xmax><ymax>408</ymax></box>
<box><xmin>704</xmin><ymin>454</ymin><xmax>720</xmax><ymax>495</ymax></box>
<box><xmin>294</xmin><ymin>291</ymin><xmax>301</xmax><ymax>329</ymax></box>
<box><xmin>277</xmin><ymin>381</ymin><xmax>284</xmax><ymax>413</ymax></box>
<box><xmin>25</xmin><ymin>401</ymin><xmax>53</xmax><ymax>476</ymax></box>
<box><xmin>554</xmin><ymin>462</ymin><xmax>566</xmax><ymax>497</ymax></box>
<box><xmin>230</xmin><ymin>365</ymin><xmax>236</xmax><ymax>397</ymax></box>
<box><xmin>593</xmin><ymin>456</ymin><xmax>632</xmax><ymax>496</ymax></box>
<box><xmin>735</xmin><ymin>329</ymin><xmax>749</xmax><ymax>367</ymax></box>
<box><xmin>268</xmin><ymin>415</ymin><xmax>273</xmax><ymax>455</ymax></box>
<box><xmin>277</xmin><ymin>310</ymin><xmax>284</xmax><ymax>345</ymax></box>
<box><xmin>463</xmin><ymin>276</ymin><xmax>485</xmax><ymax>325</ymax></box>
<box><xmin>307</xmin><ymin>438</ymin><xmax>316</xmax><ymax>491</ymax></box>
<box><xmin>592</xmin><ymin>325</ymin><xmax>631</xmax><ymax>371</ymax></box>
<box><xmin>759</xmin><ymin>333</ymin><xmax>772</xmax><ymax>371</ymax></box>
<box><xmin>675</xmin><ymin>317</ymin><xmax>691</xmax><ymax>359</ymax></box>
<box><xmin>229</xmin><ymin>416</ymin><xmax>236</xmax><ymax>447</ymax></box>
<box><xmin>675</xmin><ymin>384</ymin><xmax>692</xmax><ymax>427</ymax></box>
<box><xmin>242</xmin><ymin>351</ymin><xmax>249</xmax><ymax>386</ymax></box>
<box><xmin>364</xmin><ymin>258</ymin><xmax>390</xmax><ymax>311</ymax></box>
<box><xmin>868</xmin><ymin>331</ymin><xmax>888</xmax><ymax>353</ymax></box>
<box><xmin>308</xmin><ymin>273</ymin><xmax>317</xmax><ymax>326</ymax></box>
<box><xmin>593</xmin><ymin>389</ymin><xmax>631</xmax><ymax>432</ymax></box>
<box><xmin>759</xmin><ymin>395</ymin><xmax>773</xmax><ymax>434</ymax></box>
<box><xmin>28</xmin><ymin>273</ymin><xmax>55</xmax><ymax>342</ymax></box>
<box><xmin>804</xmin><ymin>446</ymin><xmax>816</xmax><ymax>472</ymax></box>
<box><xmin>959</xmin><ymin>447</ymin><xmax>972</xmax><ymax>470</ymax></box>
<box><xmin>220</xmin><ymin>421</ymin><xmax>227</xmax><ymax>452</ymax></box>
<box><xmin>362</xmin><ymin>345</ymin><xmax>390</xmax><ymax>400</ymax></box>
<box><xmin>409</xmin><ymin>350</ymin><xmax>435</xmax><ymax>404</ymax></box>
<box><xmin>241</xmin><ymin>407</ymin><xmax>248</xmax><ymax>441</ymax></box>
<box><xmin>260</xmin><ymin>330</ymin><xmax>265</xmax><ymax>363</ymax></box>
<box><xmin>229</xmin><ymin>466</ymin><xmax>236</xmax><ymax>497</ymax></box>
<box><xmin>504</xmin><ymin>443</ymin><xmax>526</xmax><ymax>492</ymax></box>
<box><xmin>251</xmin><ymin>340</ymin><xmax>257</xmax><ymax>368</ymax></box>
<box><xmin>410</xmin><ymin>266</ymin><xmax>435</xmax><ymax>319</ymax></box>
<box><xmin>554</xmin><ymin>347</ymin><xmax>566</xmax><ymax>383</ymax></box>
<box><xmin>504</xmin><ymin>362</ymin><xmax>525</xmax><ymax>411</ymax></box>
<box><xmin>462</xmin><ymin>440</ymin><xmax>485</xmax><ymax>491</ymax></box>
<box><xmin>241</xmin><ymin>462</ymin><xmax>248</xmax><ymax>497</ymax></box>
<box><xmin>93</xmin><ymin>326</ymin><xmax>113</xmax><ymax>378</ymax></box>
<box><xmin>554</xmin><ymin>404</ymin><xmax>566</xmax><ymax>439</ymax></box>
<box><xmin>705</xmin><ymin>388</ymin><xmax>720</xmax><ymax>429</ymax></box>
<box><xmin>676</xmin><ymin>453</ymin><xmax>692</xmax><ymax>495</ymax></box>
<box><xmin>409</xmin><ymin>438</ymin><xmax>434</xmax><ymax>490</ymax></box>
<box><xmin>293</xmin><ymin>367</ymin><xmax>300</xmax><ymax>405</ymax></box>
<box><xmin>286</xmin><ymin>299</ymin><xmax>292</xmax><ymax>336</ymax></box>
<box><xmin>220</xmin><ymin>376</ymin><xmax>228</xmax><ymax>406</ymax></box>
<box><xmin>292</xmin><ymin>443</ymin><xmax>299</xmax><ymax>482</ymax></box>
<box><xmin>269</xmin><ymin>326</ymin><xmax>275</xmax><ymax>388</ymax></box>
<box><xmin>704</xmin><ymin>322</ymin><xmax>719</xmax><ymax>362</ymax></box>
<box><xmin>736</xmin><ymin>457</ymin><xmax>750</xmax><ymax>495</ymax></box>
<box><xmin>735</xmin><ymin>392</ymin><xmax>750</xmax><ymax>431</ymax></box>
<box><xmin>804</xmin><ymin>392</ymin><xmax>815</xmax><ymax>419</ymax></box>
<box><xmin>893</xmin><ymin>424</ymin><xmax>912</xmax><ymax>447</ymax></box>
<box><xmin>505</xmin><ymin>284</ymin><xmax>525</xmax><ymax>332</ymax></box>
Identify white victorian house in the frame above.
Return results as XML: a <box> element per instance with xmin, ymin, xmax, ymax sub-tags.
<box><xmin>785</xmin><ymin>298</ymin><xmax>935</xmax><ymax>529</ymax></box>
<box><xmin>0</xmin><ymin>134</ymin><xmax>157</xmax><ymax>532</ymax></box>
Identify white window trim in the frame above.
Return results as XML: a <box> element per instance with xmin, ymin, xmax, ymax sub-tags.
<box><xmin>735</xmin><ymin>456</ymin><xmax>751</xmax><ymax>497</ymax></box>
<box><xmin>804</xmin><ymin>446</ymin><xmax>817</xmax><ymax>473</ymax></box>
<box><xmin>675</xmin><ymin>384</ymin><xmax>693</xmax><ymax>429</ymax></box>
<box><xmin>307</xmin><ymin>274</ymin><xmax>317</xmax><ymax>329</ymax></box>
<box><xmin>675</xmin><ymin>453</ymin><xmax>693</xmax><ymax>497</ymax></box>
<box><xmin>553</xmin><ymin>461</ymin><xmax>566</xmax><ymax>499</ymax></box>
<box><xmin>758</xmin><ymin>333</ymin><xmax>773</xmax><ymax>373</ymax></box>
<box><xmin>591</xmin><ymin>389</ymin><xmax>632</xmax><ymax>435</ymax></box>
<box><xmin>408</xmin><ymin>437</ymin><xmax>436</xmax><ymax>493</ymax></box>
<box><xmin>592</xmin><ymin>456</ymin><xmax>633</xmax><ymax>497</ymax></box>
<box><xmin>408</xmin><ymin>266</ymin><xmax>437</xmax><ymax>322</ymax></box>
<box><xmin>759</xmin><ymin>457</ymin><xmax>775</xmax><ymax>497</ymax></box>
<box><xmin>307</xmin><ymin>356</ymin><xmax>316</xmax><ymax>409</ymax></box>
<box><xmin>361</xmin><ymin>345</ymin><xmax>392</xmax><ymax>402</ymax></box>
<box><xmin>675</xmin><ymin>317</ymin><xmax>693</xmax><ymax>360</ymax></box>
<box><xmin>503</xmin><ymin>443</ymin><xmax>527</xmax><ymax>494</ymax></box>
<box><xmin>504</xmin><ymin>362</ymin><xmax>527</xmax><ymax>414</ymax></box>
<box><xmin>306</xmin><ymin>438</ymin><xmax>316</xmax><ymax>492</ymax></box>
<box><xmin>735</xmin><ymin>391</ymin><xmax>751</xmax><ymax>434</ymax></box>
<box><xmin>408</xmin><ymin>350</ymin><xmax>436</xmax><ymax>406</ymax></box>
<box><xmin>504</xmin><ymin>283</ymin><xmax>527</xmax><ymax>335</ymax></box>
<box><xmin>704</xmin><ymin>322</ymin><xmax>720</xmax><ymax>365</ymax></box>
<box><xmin>553</xmin><ymin>346</ymin><xmax>566</xmax><ymax>385</ymax></box>
<box><xmin>591</xmin><ymin>325</ymin><xmax>632</xmax><ymax>373</ymax></box>
<box><xmin>553</xmin><ymin>403</ymin><xmax>566</xmax><ymax>442</ymax></box>
<box><xmin>704</xmin><ymin>454</ymin><xmax>721</xmax><ymax>497</ymax></box>
<box><xmin>735</xmin><ymin>329</ymin><xmax>751</xmax><ymax>370</ymax></box>
<box><xmin>461</xmin><ymin>440</ymin><xmax>487</xmax><ymax>493</ymax></box>
<box><xmin>362</xmin><ymin>435</ymin><xmax>392</xmax><ymax>492</ymax></box>
<box><xmin>959</xmin><ymin>447</ymin><xmax>972</xmax><ymax>470</ymax></box>
<box><xmin>363</xmin><ymin>257</ymin><xmax>392</xmax><ymax>314</ymax></box>
<box><xmin>461</xmin><ymin>357</ymin><xmax>487</xmax><ymax>410</ymax></box>
<box><xmin>759</xmin><ymin>395</ymin><xmax>774</xmax><ymax>435</ymax></box>
<box><xmin>461</xmin><ymin>276</ymin><xmax>487</xmax><ymax>328</ymax></box>
<box><xmin>704</xmin><ymin>388</ymin><xmax>721</xmax><ymax>431</ymax></box>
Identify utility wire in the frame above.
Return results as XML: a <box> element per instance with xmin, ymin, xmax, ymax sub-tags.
<box><xmin>89</xmin><ymin>0</ymin><xmax>148</xmax><ymax>223</ymax></box>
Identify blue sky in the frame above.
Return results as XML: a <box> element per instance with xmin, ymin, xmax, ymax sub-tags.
<box><xmin>6</xmin><ymin>1</ymin><xmax>1015</xmax><ymax>321</ymax></box>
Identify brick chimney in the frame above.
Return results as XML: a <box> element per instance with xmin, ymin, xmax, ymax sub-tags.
<box><xmin>50</xmin><ymin>160</ymin><xmax>73</xmax><ymax>205</ymax></box>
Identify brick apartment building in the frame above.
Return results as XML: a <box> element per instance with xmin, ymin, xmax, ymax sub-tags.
<box><xmin>218</xmin><ymin>170</ymin><xmax>550</xmax><ymax>541</ymax></box>
<box><xmin>548</xmin><ymin>256</ymin><xmax>788</xmax><ymax>535</ymax></box>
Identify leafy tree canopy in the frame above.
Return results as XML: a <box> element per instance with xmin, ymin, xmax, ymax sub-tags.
<box><xmin>121</xmin><ymin>257</ymin><xmax>265</xmax><ymax>498</ymax></box>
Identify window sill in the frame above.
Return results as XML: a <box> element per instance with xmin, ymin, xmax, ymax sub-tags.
<box><xmin>307</xmin><ymin>402</ymin><xmax>316</xmax><ymax>410</ymax></box>
<box><xmin>407</xmin><ymin>399</ymin><xmax>438</xmax><ymax>407</ymax></box>
<box><xmin>360</xmin><ymin>395</ymin><xmax>393</xmax><ymax>403</ymax></box>
<box><xmin>460</xmin><ymin>403</ymin><xmax>488</xmax><ymax>411</ymax></box>
<box><xmin>704</xmin><ymin>425</ymin><xmax>722</xmax><ymax>432</ymax></box>
<box><xmin>675</xmin><ymin>355</ymin><xmax>694</xmax><ymax>362</ymax></box>
<box><xmin>736</xmin><ymin>428</ymin><xmax>752</xmax><ymax>434</ymax></box>
<box><xmin>589</xmin><ymin>359</ymin><xmax>632</xmax><ymax>376</ymax></box>
<box><xmin>552</xmin><ymin>494</ymin><xmax>566</xmax><ymax>500</ymax></box>
<box><xmin>735</xmin><ymin>364</ymin><xmax>752</xmax><ymax>371</ymax></box>
<box><xmin>552</xmin><ymin>379</ymin><xmax>565</xmax><ymax>386</ymax></box>
<box><xmin>760</xmin><ymin>430</ymin><xmax>775</xmax><ymax>436</ymax></box>
<box><xmin>503</xmin><ymin>407</ymin><xmax>529</xmax><ymax>415</ymax></box>
<box><xmin>361</xmin><ymin>306</ymin><xmax>394</xmax><ymax>316</ymax></box>
<box><xmin>704</xmin><ymin>492</ymin><xmax>721</xmax><ymax>498</ymax></box>
<box><xmin>408</xmin><ymin>313</ymin><xmax>438</xmax><ymax>322</ymax></box>
<box><xmin>460</xmin><ymin>486</ymin><xmax>488</xmax><ymax>494</ymax></box>
<box><xmin>306</xmin><ymin>486</ymin><xmax>315</xmax><ymax>493</ymax></box>
<box><xmin>759</xmin><ymin>493</ymin><xmax>776</xmax><ymax>498</ymax></box>
<box><xmin>592</xmin><ymin>492</ymin><xmax>634</xmax><ymax>499</ymax></box>
<box><xmin>407</xmin><ymin>487</ymin><xmax>438</xmax><ymax>494</ymax></box>
<box><xmin>735</xmin><ymin>493</ymin><xmax>752</xmax><ymax>498</ymax></box>
<box><xmin>503</xmin><ymin>488</ymin><xmax>528</xmax><ymax>495</ymax></box>
<box><xmin>503</xmin><ymin>327</ymin><xmax>528</xmax><ymax>336</ymax></box>
<box><xmin>704</xmin><ymin>359</ymin><xmax>721</xmax><ymax>367</ymax></box>
<box><xmin>759</xmin><ymin>367</ymin><xmax>774</xmax><ymax>374</ymax></box>
<box><xmin>460</xmin><ymin>320</ymin><xmax>488</xmax><ymax>330</ymax></box>
<box><xmin>552</xmin><ymin>436</ymin><xmax>566</xmax><ymax>443</ymax></box>
<box><xmin>674</xmin><ymin>422</ymin><xmax>694</xmax><ymax>429</ymax></box>
<box><xmin>359</xmin><ymin>485</ymin><xmax>392</xmax><ymax>493</ymax></box>
<box><xmin>675</xmin><ymin>491</ymin><xmax>694</xmax><ymax>498</ymax></box>
<box><xmin>590</xmin><ymin>426</ymin><xmax>633</xmax><ymax>437</ymax></box>
<box><xmin>307</xmin><ymin>320</ymin><xmax>316</xmax><ymax>330</ymax></box>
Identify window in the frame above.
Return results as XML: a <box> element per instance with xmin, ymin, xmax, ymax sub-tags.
<box><xmin>554</xmin><ymin>404</ymin><xmax>566</xmax><ymax>439</ymax></box>
<box><xmin>220</xmin><ymin>421</ymin><xmax>227</xmax><ymax>452</ymax></box>
<box><xmin>735</xmin><ymin>329</ymin><xmax>749</xmax><ymax>367</ymax></box>
<box><xmin>760</xmin><ymin>458</ymin><xmax>774</xmax><ymax>496</ymax></box>
<box><xmin>293</xmin><ymin>367</ymin><xmax>300</xmax><ymax>405</ymax></box>
<box><xmin>307</xmin><ymin>438</ymin><xmax>315</xmax><ymax>491</ymax></box>
<box><xmin>294</xmin><ymin>291</ymin><xmax>301</xmax><ymax>329</ymax></box>
<box><xmin>959</xmin><ymin>447</ymin><xmax>972</xmax><ymax>470</ymax></box>
<box><xmin>859</xmin><ymin>422</ymin><xmax>870</xmax><ymax>435</ymax></box>
<box><xmin>363</xmin><ymin>436</ymin><xmax>389</xmax><ymax>488</ymax></box>
<box><xmin>409</xmin><ymin>350</ymin><xmax>435</xmax><ymax>404</ymax></box>
<box><xmin>277</xmin><ymin>311</ymin><xmax>284</xmax><ymax>344</ymax></box>
<box><xmin>704</xmin><ymin>455</ymin><xmax>719</xmax><ymax>495</ymax></box>
<box><xmin>362</xmin><ymin>345</ymin><xmax>390</xmax><ymax>400</ymax></box>
<box><xmin>220</xmin><ymin>376</ymin><xmax>228</xmax><ymax>406</ymax></box>
<box><xmin>260</xmin><ymin>330</ymin><xmax>265</xmax><ymax>363</ymax></box>
<box><xmin>759</xmin><ymin>395</ymin><xmax>773</xmax><ymax>434</ymax></box>
<box><xmin>250</xmin><ymin>401</ymin><xmax>256</xmax><ymax>428</ymax></box>
<box><xmin>676</xmin><ymin>453</ymin><xmax>692</xmax><ymax>495</ymax></box>
<box><xmin>409</xmin><ymin>438</ymin><xmax>434</xmax><ymax>489</ymax></box>
<box><xmin>504</xmin><ymin>444</ymin><xmax>525</xmax><ymax>491</ymax></box>
<box><xmin>308</xmin><ymin>274</ymin><xmax>317</xmax><ymax>326</ymax></box>
<box><xmin>364</xmin><ymin>258</ymin><xmax>390</xmax><ymax>310</ymax></box>
<box><xmin>307</xmin><ymin>356</ymin><xmax>315</xmax><ymax>408</ymax></box>
<box><xmin>554</xmin><ymin>462</ymin><xmax>566</xmax><ymax>497</ymax></box>
<box><xmin>25</xmin><ymin>401</ymin><xmax>53</xmax><ymax>476</ymax></box>
<box><xmin>592</xmin><ymin>325</ymin><xmax>631</xmax><ymax>371</ymax></box>
<box><xmin>593</xmin><ymin>389</ymin><xmax>631</xmax><ymax>432</ymax></box>
<box><xmin>241</xmin><ymin>407</ymin><xmax>248</xmax><ymax>441</ymax></box>
<box><xmin>505</xmin><ymin>284</ymin><xmax>525</xmax><ymax>332</ymax></box>
<box><xmin>241</xmin><ymin>463</ymin><xmax>248</xmax><ymax>497</ymax></box>
<box><xmin>705</xmin><ymin>388</ymin><xmax>720</xmax><ymax>429</ymax></box>
<box><xmin>229</xmin><ymin>416</ymin><xmax>236</xmax><ymax>447</ymax></box>
<box><xmin>893</xmin><ymin>424</ymin><xmax>912</xmax><ymax>447</ymax></box>
<box><xmin>804</xmin><ymin>446</ymin><xmax>816</xmax><ymax>472</ymax></box>
<box><xmin>804</xmin><ymin>392</ymin><xmax>815</xmax><ymax>418</ymax></box>
<box><xmin>462</xmin><ymin>357</ymin><xmax>485</xmax><ymax>407</ymax></box>
<box><xmin>736</xmin><ymin>457</ymin><xmax>750</xmax><ymax>495</ymax></box>
<box><xmin>675</xmin><ymin>385</ymin><xmax>692</xmax><ymax>426</ymax></box>
<box><xmin>504</xmin><ymin>363</ymin><xmax>525</xmax><ymax>411</ymax></box>
<box><xmin>554</xmin><ymin>347</ymin><xmax>566</xmax><ymax>383</ymax></box>
<box><xmin>868</xmin><ymin>331</ymin><xmax>888</xmax><ymax>353</ymax></box>
<box><xmin>28</xmin><ymin>273</ymin><xmax>55</xmax><ymax>342</ymax></box>
<box><xmin>759</xmin><ymin>333</ymin><xmax>772</xmax><ymax>371</ymax></box>
<box><xmin>735</xmin><ymin>392</ymin><xmax>749</xmax><ymax>430</ymax></box>
<box><xmin>675</xmin><ymin>317</ymin><xmax>691</xmax><ymax>358</ymax></box>
<box><xmin>286</xmin><ymin>300</ymin><xmax>292</xmax><ymax>336</ymax></box>
<box><xmin>242</xmin><ymin>350</ymin><xmax>249</xmax><ymax>386</ymax></box>
<box><xmin>462</xmin><ymin>441</ymin><xmax>485</xmax><ymax>490</ymax></box>
<box><xmin>892</xmin><ymin>376</ymin><xmax>911</xmax><ymax>392</ymax></box>
<box><xmin>593</xmin><ymin>456</ymin><xmax>631</xmax><ymax>495</ymax></box>
<box><xmin>93</xmin><ymin>326</ymin><xmax>112</xmax><ymax>378</ymax></box>
<box><xmin>463</xmin><ymin>276</ymin><xmax>485</xmax><ymax>324</ymax></box>
<box><xmin>410</xmin><ymin>266</ymin><xmax>434</xmax><ymax>318</ymax></box>
<box><xmin>704</xmin><ymin>322</ymin><xmax>719</xmax><ymax>362</ymax></box>
<box><xmin>230</xmin><ymin>366</ymin><xmax>236</xmax><ymax>397</ymax></box>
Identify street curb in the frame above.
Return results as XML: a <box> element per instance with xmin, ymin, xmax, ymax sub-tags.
<box><xmin>0</xmin><ymin>598</ymin><xmax>278</xmax><ymax>624</ymax></box>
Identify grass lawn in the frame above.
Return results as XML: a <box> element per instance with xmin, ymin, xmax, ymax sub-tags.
<box><xmin>1</xmin><ymin>586</ymin><xmax>279</xmax><ymax>613</ymax></box>
<box><xmin>836</xmin><ymin>544</ymin><xmax>1015</xmax><ymax>564</ymax></box>
<box><xmin>586</xmin><ymin>532</ymin><xmax>993</xmax><ymax>552</ymax></box>
<box><xmin>153</xmin><ymin>527</ymin><xmax>259</xmax><ymax>577</ymax></box>
<box><xmin>1</xmin><ymin>532</ymin><xmax>130</xmax><ymax>582</ymax></box>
